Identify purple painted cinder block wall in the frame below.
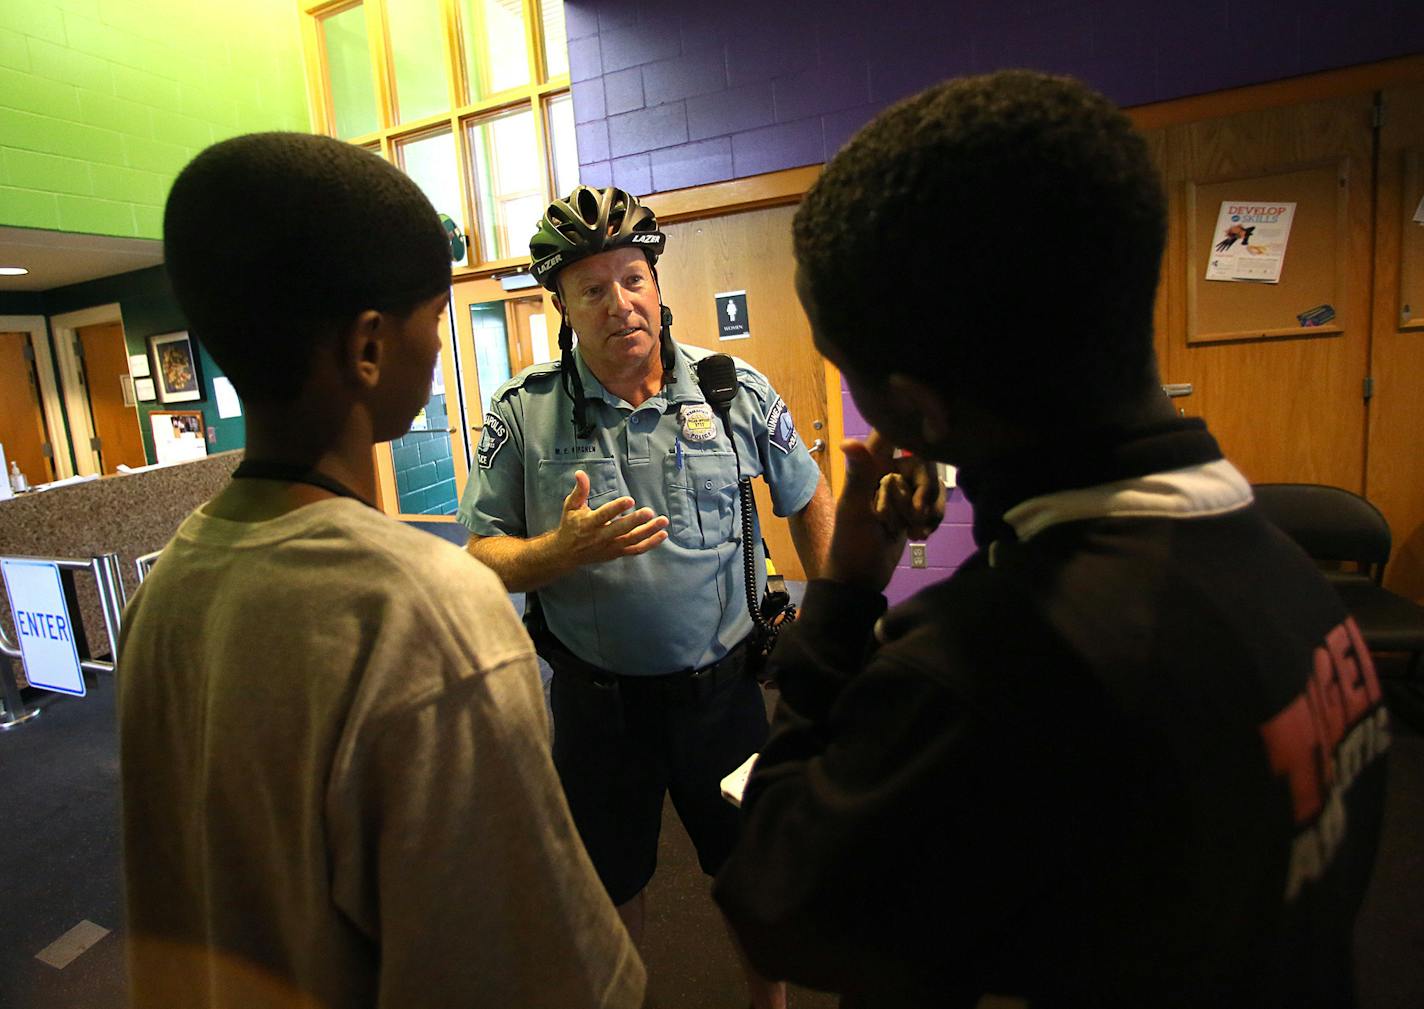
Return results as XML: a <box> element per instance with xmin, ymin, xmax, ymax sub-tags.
<box><xmin>565</xmin><ymin>0</ymin><xmax>1424</xmax><ymax>605</ymax></box>
<box><xmin>567</xmin><ymin>0</ymin><xmax>1424</xmax><ymax>194</ymax></box>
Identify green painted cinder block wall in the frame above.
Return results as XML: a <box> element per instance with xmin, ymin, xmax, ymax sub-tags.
<box><xmin>0</xmin><ymin>0</ymin><xmax>311</xmax><ymax>239</ymax></box>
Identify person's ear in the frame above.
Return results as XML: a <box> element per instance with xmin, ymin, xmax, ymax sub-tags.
<box><xmin>886</xmin><ymin>372</ymin><xmax>952</xmax><ymax>446</ymax></box>
<box><xmin>341</xmin><ymin>309</ymin><xmax>385</xmax><ymax>390</ymax></box>
<box><xmin>552</xmin><ymin>293</ymin><xmax>564</xmax><ymax>316</ymax></box>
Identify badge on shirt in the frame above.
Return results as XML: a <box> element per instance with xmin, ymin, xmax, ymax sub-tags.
<box><xmin>766</xmin><ymin>398</ymin><xmax>798</xmax><ymax>453</ymax></box>
<box><xmin>477</xmin><ymin>413</ymin><xmax>509</xmax><ymax>469</ymax></box>
<box><xmin>680</xmin><ymin>403</ymin><xmax>717</xmax><ymax>443</ymax></box>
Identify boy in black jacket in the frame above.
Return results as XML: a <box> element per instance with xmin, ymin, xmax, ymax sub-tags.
<box><xmin>714</xmin><ymin>71</ymin><xmax>1389</xmax><ymax>1009</ymax></box>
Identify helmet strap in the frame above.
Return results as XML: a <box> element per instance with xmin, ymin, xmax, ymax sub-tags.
<box><xmin>651</xmin><ymin>266</ymin><xmax>675</xmax><ymax>376</ymax></box>
<box><xmin>557</xmin><ymin>314</ymin><xmax>596</xmax><ymax>440</ymax></box>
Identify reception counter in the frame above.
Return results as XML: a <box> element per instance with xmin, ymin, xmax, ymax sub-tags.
<box><xmin>0</xmin><ymin>451</ymin><xmax>241</xmax><ymax>687</ymax></box>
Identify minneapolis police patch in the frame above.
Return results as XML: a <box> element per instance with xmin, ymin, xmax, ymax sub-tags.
<box><xmin>767</xmin><ymin>398</ymin><xmax>798</xmax><ymax>454</ymax></box>
<box><xmin>477</xmin><ymin>413</ymin><xmax>509</xmax><ymax>469</ymax></box>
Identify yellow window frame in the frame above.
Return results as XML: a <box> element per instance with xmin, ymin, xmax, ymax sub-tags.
<box><xmin>299</xmin><ymin>0</ymin><xmax>568</xmax><ymax>278</ymax></box>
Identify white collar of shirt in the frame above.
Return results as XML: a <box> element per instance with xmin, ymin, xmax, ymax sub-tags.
<box><xmin>1002</xmin><ymin>458</ymin><xmax>1255</xmax><ymax>545</ymax></box>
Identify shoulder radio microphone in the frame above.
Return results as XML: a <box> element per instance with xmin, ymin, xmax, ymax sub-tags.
<box><xmin>692</xmin><ymin>351</ymin><xmax>795</xmax><ymax>684</ymax></box>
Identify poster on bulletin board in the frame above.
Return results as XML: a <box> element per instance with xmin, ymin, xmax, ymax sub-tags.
<box><xmin>1205</xmin><ymin>201</ymin><xmax>1297</xmax><ymax>283</ymax></box>
<box><xmin>150</xmin><ymin>411</ymin><xmax>208</xmax><ymax>465</ymax></box>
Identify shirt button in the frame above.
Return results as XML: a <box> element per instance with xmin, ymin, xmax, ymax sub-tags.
<box><xmin>704</xmin><ymin>480</ymin><xmax>714</xmax><ymax>490</ymax></box>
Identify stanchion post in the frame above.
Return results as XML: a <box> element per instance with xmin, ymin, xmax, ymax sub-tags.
<box><xmin>90</xmin><ymin>553</ymin><xmax>124</xmax><ymax>667</ymax></box>
<box><xmin>0</xmin><ymin>650</ymin><xmax>39</xmax><ymax>729</ymax></box>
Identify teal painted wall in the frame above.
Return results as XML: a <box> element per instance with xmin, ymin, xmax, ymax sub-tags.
<box><xmin>0</xmin><ymin>291</ymin><xmax>46</xmax><ymax>313</ymax></box>
<box><xmin>0</xmin><ymin>0</ymin><xmax>310</xmax><ymax>238</ymax></box>
<box><xmin>44</xmin><ymin>265</ymin><xmax>244</xmax><ymax>463</ymax></box>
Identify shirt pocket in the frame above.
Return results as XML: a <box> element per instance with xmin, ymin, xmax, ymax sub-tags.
<box><xmin>535</xmin><ymin>457</ymin><xmax>620</xmax><ymax>531</ymax></box>
<box><xmin>664</xmin><ymin>449</ymin><xmax>739</xmax><ymax>549</ymax></box>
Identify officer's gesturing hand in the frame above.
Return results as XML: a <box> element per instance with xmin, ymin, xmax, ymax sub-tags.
<box><xmin>555</xmin><ymin>469</ymin><xmax>670</xmax><ymax>565</ymax></box>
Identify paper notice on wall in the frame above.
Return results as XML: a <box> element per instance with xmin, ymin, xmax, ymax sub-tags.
<box><xmin>150</xmin><ymin>413</ymin><xmax>208</xmax><ymax>465</ymax></box>
<box><xmin>213</xmin><ymin>376</ymin><xmax>243</xmax><ymax>419</ymax></box>
<box><xmin>1205</xmin><ymin>201</ymin><xmax>1296</xmax><ymax>283</ymax></box>
<box><xmin>128</xmin><ymin>353</ymin><xmax>151</xmax><ymax>378</ymax></box>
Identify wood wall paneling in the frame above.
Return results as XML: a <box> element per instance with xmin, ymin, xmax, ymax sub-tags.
<box><xmin>1161</xmin><ymin>95</ymin><xmax>1375</xmax><ymax>491</ymax></box>
<box><xmin>1143</xmin><ymin>127</ymin><xmax>1173</xmax><ymax>382</ymax></box>
<box><xmin>657</xmin><ymin>204</ymin><xmax>830</xmax><ymax>581</ymax></box>
<box><xmin>1367</xmin><ymin>86</ymin><xmax>1424</xmax><ymax>600</ymax></box>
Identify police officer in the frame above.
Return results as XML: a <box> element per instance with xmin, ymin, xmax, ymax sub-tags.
<box><xmin>459</xmin><ymin>185</ymin><xmax>832</xmax><ymax>1009</ymax></box>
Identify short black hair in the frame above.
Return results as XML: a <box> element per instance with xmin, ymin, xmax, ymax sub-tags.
<box><xmin>164</xmin><ymin>132</ymin><xmax>451</xmax><ymax>403</ymax></box>
<box><xmin>795</xmin><ymin>71</ymin><xmax>1166</xmax><ymax>425</ymax></box>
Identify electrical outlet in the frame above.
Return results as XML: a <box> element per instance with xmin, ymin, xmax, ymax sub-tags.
<box><xmin>910</xmin><ymin>543</ymin><xmax>927</xmax><ymax>568</ymax></box>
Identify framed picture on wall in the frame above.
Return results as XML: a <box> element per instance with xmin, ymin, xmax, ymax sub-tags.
<box><xmin>148</xmin><ymin>331</ymin><xmax>204</xmax><ymax>403</ymax></box>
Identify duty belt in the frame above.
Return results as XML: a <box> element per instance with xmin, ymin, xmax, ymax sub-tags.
<box><xmin>537</xmin><ymin>631</ymin><xmax>750</xmax><ymax>701</ymax></box>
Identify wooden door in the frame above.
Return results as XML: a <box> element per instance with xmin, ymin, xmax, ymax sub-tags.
<box><xmin>0</xmin><ymin>332</ymin><xmax>52</xmax><ymax>484</ymax></box>
<box><xmin>77</xmin><ymin>322</ymin><xmax>147</xmax><ymax>474</ymax></box>
<box><xmin>506</xmin><ymin>294</ymin><xmax>551</xmax><ymax>373</ymax></box>
<box><xmin>1367</xmin><ymin>86</ymin><xmax>1424</xmax><ymax>601</ymax></box>
<box><xmin>657</xmin><ymin>203</ymin><xmax>832</xmax><ymax>581</ymax></box>
<box><xmin>1158</xmin><ymin>96</ymin><xmax>1375</xmax><ymax>489</ymax></box>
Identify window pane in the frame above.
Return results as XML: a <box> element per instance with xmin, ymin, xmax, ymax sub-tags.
<box><xmin>468</xmin><ymin>107</ymin><xmax>544</xmax><ymax>260</ymax></box>
<box><xmin>546</xmin><ymin>92</ymin><xmax>577</xmax><ymax>198</ymax></box>
<box><xmin>460</xmin><ymin>0</ymin><xmax>531</xmax><ymax>102</ymax></box>
<box><xmin>471</xmin><ymin>303</ymin><xmax>512</xmax><ymax>414</ymax></box>
<box><xmin>322</xmin><ymin>5</ymin><xmax>379</xmax><ymax>139</ymax></box>
<box><xmin>398</xmin><ymin>131</ymin><xmax>469</xmax><ymax>267</ymax></box>
<box><xmin>539</xmin><ymin>0</ymin><xmax>567</xmax><ymax>79</ymax></box>
<box><xmin>388</xmin><ymin>0</ymin><xmax>449</xmax><ymax>123</ymax></box>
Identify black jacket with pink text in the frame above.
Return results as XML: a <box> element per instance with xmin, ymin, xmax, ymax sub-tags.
<box><xmin>715</xmin><ymin>419</ymin><xmax>1389</xmax><ymax>1009</ymax></box>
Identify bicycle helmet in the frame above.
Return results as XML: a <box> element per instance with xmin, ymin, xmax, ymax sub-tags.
<box><xmin>530</xmin><ymin>185</ymin><xmax>665</xmax><ymax>289</ymax></box>
<box><xmin>528</xmin><ymin>186</ymin><xmax>676</xmax><ymax>440</ymax></box>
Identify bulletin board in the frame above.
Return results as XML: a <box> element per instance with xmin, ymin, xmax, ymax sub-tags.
<box><xmin>1400</xmin><ymin>150</ymin><xmax>1424</xmax><ymax>332</ymax></box>
<box><xmin>1186</xmin><ymin>159</ymin><xmax>1352</xmax><ymax>344</ymax></box>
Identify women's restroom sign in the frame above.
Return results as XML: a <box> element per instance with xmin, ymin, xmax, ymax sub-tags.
<box><xmin>1</xmin><ymin>558</ymin><xmax>85</xmax><ymax>696</ymax></box>
<box><xmin>1205</xmin><ymin>201</ymin><xmax>1296</xmax><ymax>284</ymax></box>
<box><xmin>715</xmin><ymin>291</ymin><xmax>751</xmax><ymax>340</ymax></box>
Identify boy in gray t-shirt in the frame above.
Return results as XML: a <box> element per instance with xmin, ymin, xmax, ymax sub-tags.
<box><xmin>119</xmin><ymin>132</ymin><xmax>645</xmax><ymax>1009</ymax></box>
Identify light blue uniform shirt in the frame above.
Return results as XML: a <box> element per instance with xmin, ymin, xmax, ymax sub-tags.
<box><xmin>458</xmin><ymin>340</ymin><xmax>821</xmax><ymax>675</ymax></box>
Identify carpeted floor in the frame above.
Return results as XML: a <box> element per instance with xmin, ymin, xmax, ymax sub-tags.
<box><xmin>2</xmin><ymin>661</ymin><xmax>1420</xmax><ymax>1009</ymax></box>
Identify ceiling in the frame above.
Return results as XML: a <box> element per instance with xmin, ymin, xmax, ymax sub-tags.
<box><xmin>0</xmin><ymin>225</ymin><xmax>164</xmax><ymax>293</ymax></box>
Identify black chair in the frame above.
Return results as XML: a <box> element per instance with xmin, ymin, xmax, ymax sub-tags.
<box><xmin>1252</xmin><ymin>483</ymin><xmax>1424</xmax><ymax>684</ymax></box>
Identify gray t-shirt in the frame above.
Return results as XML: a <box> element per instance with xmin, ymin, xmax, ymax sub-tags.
<box><xmin>119</xmin><ymin>498</ymin><xmax>645</xmax><ymax>1008</ymax></box>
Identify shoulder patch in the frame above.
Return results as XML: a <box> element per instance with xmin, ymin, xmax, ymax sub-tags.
<box><xmin>477</xmin><ymin>413</ymin><xmax>510</xmax><ymax>469</ymax></box>
<box><xmin>767</xmin><ymin>397</ymin><xmax>799</xmax><ymax>454</ymax></box>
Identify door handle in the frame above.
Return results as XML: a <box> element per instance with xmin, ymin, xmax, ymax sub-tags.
<box><xmin>1161</xmin><ymin>383</ymin><xmax>1193</xmax><ymax>398</ymax></box>
<box><xmin>807</xmin><ymin>439</ymin><xmax>826</xmax><ymax>454</ymax></box>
